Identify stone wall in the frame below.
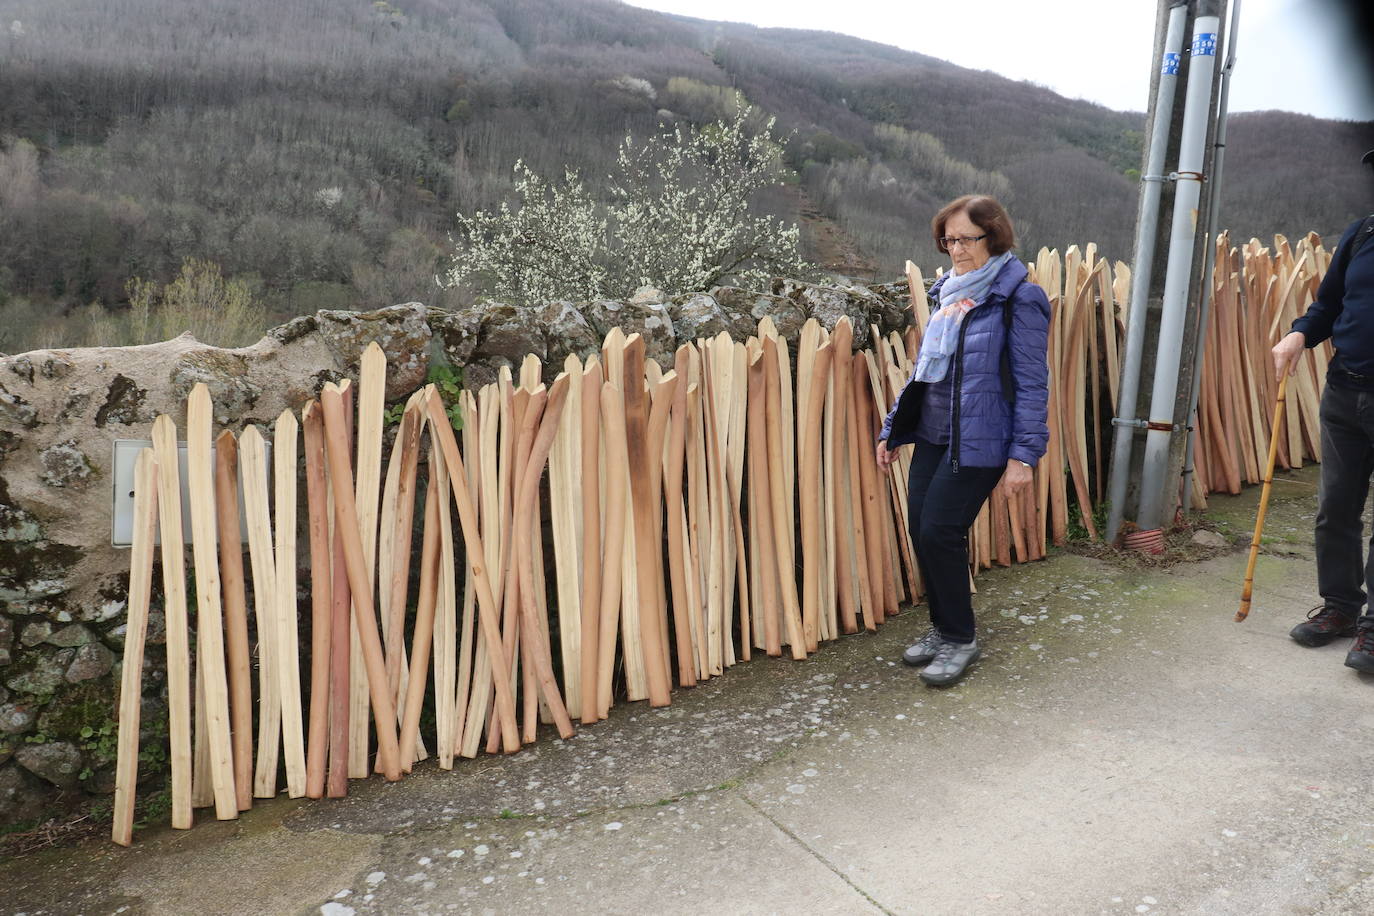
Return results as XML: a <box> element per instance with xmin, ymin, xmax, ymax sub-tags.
<box><xmin>0</xmin><ymin>278</ymin><xmax>910</xmax><ymax>826</ymax></box>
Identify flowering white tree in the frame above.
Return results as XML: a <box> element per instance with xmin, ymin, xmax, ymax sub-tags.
<box><xmin>444</xmin><ymin>105</ymin><xmax>810</xmax><ymax>303</ymax></box>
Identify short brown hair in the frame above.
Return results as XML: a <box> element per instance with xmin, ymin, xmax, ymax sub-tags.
<box><xmin>931</xmin><ymin>195</ymin><xmax>1017</xmax><ymax>255</ymax></box>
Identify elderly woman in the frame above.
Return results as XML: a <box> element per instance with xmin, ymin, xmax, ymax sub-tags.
<box><xmin>876</xmin><ymin>195</ymin><xmax>1051</xmax><ymax>686</ymax></box>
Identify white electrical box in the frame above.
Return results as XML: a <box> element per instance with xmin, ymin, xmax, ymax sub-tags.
<box><xmin>110</xmin><ymin>439</ymin><xmax>270</xmax><ymax>547</ymax></box>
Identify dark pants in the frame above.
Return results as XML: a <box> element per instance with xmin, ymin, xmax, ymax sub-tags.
<box><xmin>1316</xmin><ymin>382</ymin><xmax>1374</xmax><ymax>621</ymax></box>
<box><xmin>906</xmin><ymin>444</ymin><xmax>1004</xmax><ymax>644</ymax></box>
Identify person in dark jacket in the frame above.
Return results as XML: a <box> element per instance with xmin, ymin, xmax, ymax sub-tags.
<box><xmin>1272</xmin><ymin>149</ymin><xmax>1374</xmax><ymax>671</ymax></box>
<box><xmin>876</xmin><ymin>195</ymin><xmax>1051</xmax><ymax>686</ymax></box>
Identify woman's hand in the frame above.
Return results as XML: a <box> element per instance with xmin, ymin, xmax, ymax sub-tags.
<box><xmin>999</xmin><ymin>459</ymin><xmax>1033</xmax><ymax>496</ymax></box>
<box><xmin>1271</xmin><ymin>330</ymin><xmax>1305</xmax><ymax>382</ymax></box>
<box><xmin>876</xmin><ymin>440</ymin><xmax>898</xmax><ymax>470</ymax></box>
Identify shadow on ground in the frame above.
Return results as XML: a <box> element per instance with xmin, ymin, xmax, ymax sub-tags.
<box><xmin>6</xmin><ymin>465</ymin><xmax>1374</xmax><ymax>916</ymax></box>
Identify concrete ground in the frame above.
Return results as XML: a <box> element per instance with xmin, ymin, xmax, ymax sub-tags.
<box><xmin>6</xmin><ymin>464</ymin><xmax>1374</xmax><ymax>916</ymax></box>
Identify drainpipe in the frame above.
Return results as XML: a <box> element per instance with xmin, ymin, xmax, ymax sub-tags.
<box><xmin>1136</xmin><ymin>3</ymin><xmax>1223</xmax><ymax>533</ymax></box>
<box><xmin>1180</xmin><ymin>0</ymin><xmax>1241</xmax><ymax>511</ymax></box>
<box><xmin>1104</xmin><ymin>1</ymin><xmax>1190</xmax><ymax>545</ymax></box>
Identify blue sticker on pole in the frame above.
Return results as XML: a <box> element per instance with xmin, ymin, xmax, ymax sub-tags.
<box><xmin>1161</xmin><ymin>52</ymin><xmax>1181</xmax><ymax>75</ymax></box>
<box><xmin>1191</xmin><ymin>32</ymin><xmax>1217</xmax><ymax>57</ymax></box>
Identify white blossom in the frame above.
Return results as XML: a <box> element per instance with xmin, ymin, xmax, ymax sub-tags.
<box><xmin>443</xmin><ymin>103</ymin><xmax>810</xmax><ymax>303</ymax></box>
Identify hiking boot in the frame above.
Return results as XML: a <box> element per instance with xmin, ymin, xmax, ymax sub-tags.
<box><xmin>1289</xmin><ymin>605</ymin><xmax>1358</xmax><ymax>647</ymax></box>
<box><xmin>1345</xmin><ymin>620</ymin><xmax>1374</xmax><ymax>673</ymax></box>
<box><xmin>919</xmin><ymin>639</ymin><xmax>981</xmax><ymax>687</ymax></box>
<box><xmin>902</xmin><ymin>629</ymin><xmax>945</xmax><ymax>667</ymax></box>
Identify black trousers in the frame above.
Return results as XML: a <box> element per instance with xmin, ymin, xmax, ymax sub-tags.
<box><xmin>1315</xmin><ymin>382</ymin><xmax>1374</xmax><ymax>620</ymax></box>
<box><xmin>906</xmin><ymin>443</ymin><xmax>1004</xmax><ymax>644</ymax></box>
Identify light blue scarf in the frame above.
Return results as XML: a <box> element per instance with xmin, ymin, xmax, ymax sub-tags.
<box><xmin>911</xmin><ymin>250</ymin><xmax>1016</xmax><ymax>383</ymax></box>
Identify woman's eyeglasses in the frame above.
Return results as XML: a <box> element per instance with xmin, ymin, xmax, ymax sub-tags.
<box><xmin>938</xmin><ymin>234</ymin><xmax>987</xmax><ymax>251</ymax></box>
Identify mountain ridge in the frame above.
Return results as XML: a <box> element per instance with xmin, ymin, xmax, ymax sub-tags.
<box><xmin>0</xmin><ymin>0</ymin><xmax>1369</xmax><ymax>349</ymax></box>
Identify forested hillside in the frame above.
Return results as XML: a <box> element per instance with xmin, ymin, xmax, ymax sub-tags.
<box><xmin>0</xmin><ymin>0</ymin><xmax>1370</xmax><ymax>352</ymax></box>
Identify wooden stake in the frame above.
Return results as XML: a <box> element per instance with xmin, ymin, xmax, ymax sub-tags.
<box><xmin>663</xmin><ymin>348</ymin><xmax>696</xmax><ymax>687</ymax></box>
<box><xmin>301</xmin><ymin>403</ymin><xmax>331</xmax><ymax>799</ymax></box>
<box><xmin>432</xmin><ymin>431</ymin><xmax>458</xmax><ymax>767</ymax></box>
<box><xmin>348</xmin><ymin>342</ymin><xmax>386</xmax><ymax>777</ymax></box>
<box><xmin>623</xmin><ymin>333</ymin><xmax>670</xmax><ymax>708</ymax></box>
<box><xmin>596</xmin><ymin>382</ymin><xmax>629</xmax><ymax>716</ymax></box>
<box><xmin>272</xmin><ymin>409</ymin><xmax>306</xmax><ymax>798</ymax></box>
<box><xmin>186</xmin><ymin>385</ymin><xmax>237</xmax><ymax>819</ymax></box>
<box><xmin>423</xmin><ymin>386</ymin><xmax>522</xmax><ymax>754</ymax></box>
<box><xmin>326</xmin><ymin>382</ymin><xmax>352</xmax><ymax>798</ymax></box>
<box><xmin>400</xmin><ymin>473</ymin><xmax>442</xmax><ymax>770</ymax></box>
<box><xmin>379</xmin><ymin>392</ymin><xmax>426</xmax><ymax>716</ymax></box>
<box><xmin>799</xmin><ymin>341</ymin><xmax>833</xmax><ymax>652</ymax></box>
<box><xmin>763</xmin><ymin>337</ymin><xmax>806</xmax><ymax>658</ymax></box>
<box><xmin>213</xmin><ymin>430</ymin><xmax>253</xmax><ymax>811</ymax></box>
<box><xmin>551</xmin><ymin>355</ymin><xmax>584</xmax><ymax>720</ymax></box>
<box><xmin>851</xmin><ymin>359</ymin><xmax>886</xmax><ymax>628</ymax></box>
<box><xmin>745</xmin><ymin>352</ymin><xmax>782</xmax><ymax>656</ymax></box>
<box><xmin>829</xmin><ymin>319</ymin><xmax>860</xmax><ymax>635</ymax></box>
<box><xmin>579</xmin><ymin>360</ymin><xmax>605</xmax><ymax>720</ymax></box>
<box><xmin>240</xmin><ymin>425</ymin><xmax>281</xmax><ymax>798</ymax></box>
<box><xmin>320</xmin><ymin>384</ymin><xmax>403</xmax><ymax>781</ymax></box>
<box><xmin>514</xmin><ymin>376</ymin><xmax>577</xmax><ymax>735</ymax></box>
<box><xmin>112</xmin><ymin>449</ymin><xmax>157</xmax><ymax>847</ymax></box>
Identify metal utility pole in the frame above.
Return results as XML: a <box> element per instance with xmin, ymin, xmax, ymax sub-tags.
<box><xmin>1105</xmin><ymin>0</ymin><xmax>1190</xmax><ymax>545</ymax></box>
<box><xmin>1105</xmin><ymin>0</ymin><xmax>1230</xmax><ymax>545</ymax></box>
<box><xmin>1180</xmin><ymin>0</ymin><xmax>1243</xmax><ymax>510</ymax></box>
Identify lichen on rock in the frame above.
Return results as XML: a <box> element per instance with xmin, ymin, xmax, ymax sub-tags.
<box><xmin>14</xmin><ymin>740</ymin><xmax>83</xmax><ymax>789</ymax></box>
<box><xmin>94</xmin><ymin>374</ymin><xmax>150</xmax><ymax>427</ymax></box>
<box><xmin>39</xmin><ymin>440</ymin><xmax>94</xmax><ymax>488</ymax></box>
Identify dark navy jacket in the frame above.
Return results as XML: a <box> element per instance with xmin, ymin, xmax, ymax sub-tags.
<box><xmin>879</xmin><ymin>256</ymin><xmax>1052</xmax><ymax>469</ymax></box>
<box><xmin>1291</xmin><ymin>216</ymin><xmax>1374</xmax><ymax>381</ymax></box>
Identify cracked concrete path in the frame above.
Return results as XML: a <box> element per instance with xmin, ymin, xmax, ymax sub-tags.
<box><xmin>6</xmin><ymin>465</ymin><xmax>1374</xmax><ymax>915</ymax></box>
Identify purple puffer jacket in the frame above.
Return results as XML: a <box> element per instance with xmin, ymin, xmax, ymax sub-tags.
<box><xmin>879</xmin><ymin>256</ymin><xmax>1051</xmax><ymax>470</ymax></box>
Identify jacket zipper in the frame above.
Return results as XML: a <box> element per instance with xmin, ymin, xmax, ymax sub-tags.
<box><xmin>950</xmin><ymin>311</ymin><xmax>974</xmax><ymax>474</ymax></box>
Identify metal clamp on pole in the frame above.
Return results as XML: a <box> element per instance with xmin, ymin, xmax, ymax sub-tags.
<box><xmin>1111</xmin><ymin>417</ymin><xmax>1150</xmax><ymax>429</ymax></box>
<box><xmin>1170</xmin><ymin>170</ymin><xmax>1207</xmax><ymax>182</ymax></box>
<box><xmin>1141</xmin><ymin>174</ymin><xmax>1171</xmax><ymax>184</ymax></box>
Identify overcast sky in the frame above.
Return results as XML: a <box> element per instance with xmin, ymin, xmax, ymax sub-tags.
<box><xmin>624</xmin><ymin>0</ymin><xmax>1374</xmax><ymax>122</ymax></box>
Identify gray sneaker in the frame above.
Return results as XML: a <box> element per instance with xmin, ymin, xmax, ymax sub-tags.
<box><xmin>902</xmin><ymin>629</ymin><xmax>945</xmax><ymax>667</ymax></box>
<box><xmin>919</xmin><ymin>639</ymin><xmax>981</xmax><ymax>686</ymax></box>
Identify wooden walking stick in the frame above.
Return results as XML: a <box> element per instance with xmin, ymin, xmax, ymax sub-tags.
<box><xmin>1237</xmin><ymin>373</ymin><xmax>1289</xmax><ymax>622</ymax></box>
<box><xmin>113</xmin><ymin>449</ymin><xmax>157</xmax><ymax>847</ymax></box>
<box><xmin>301</xmin><ymin>402</ymin><xmax>331</xmax><ymax>799</ymax></box>
<box><xmin>213</xmin><ymin>430</ymin><xmax>253</xmax><ymax>811</ymax></box>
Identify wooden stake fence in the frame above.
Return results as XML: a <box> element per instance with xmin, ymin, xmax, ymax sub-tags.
<box><xmin>114</xmin><ymin>235</ymin><xmax>1331</xmax><ymax>843</ymax></box>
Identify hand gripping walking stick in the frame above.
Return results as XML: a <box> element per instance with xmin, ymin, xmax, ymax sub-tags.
<box><xmin>1237</xmin><ymin>372</ymin><xmax>1289</xmax><ymax>622</ymax></box>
